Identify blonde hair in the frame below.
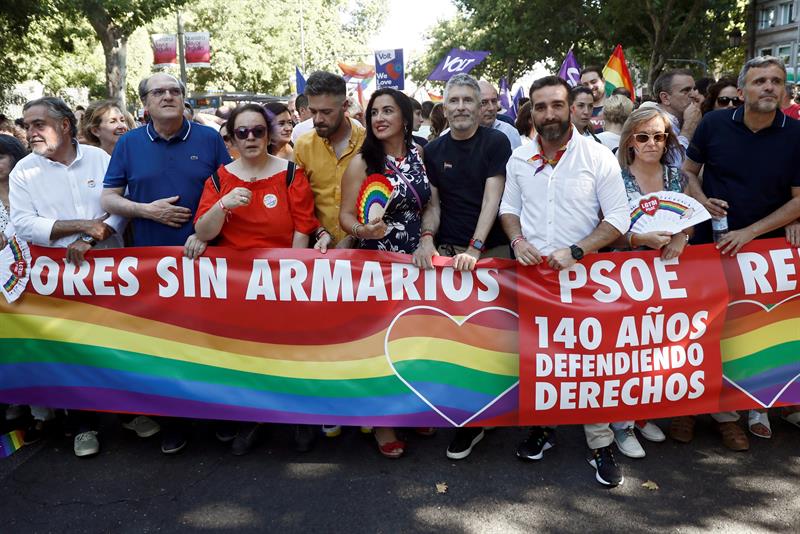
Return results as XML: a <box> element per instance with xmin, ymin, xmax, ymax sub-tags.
<box><xmin>617</xmin><ymin>107</ymin><xmax>683</xmax><ymax>170</ymax></box>
<box><xmin>80</xmin><ymin>100</ymin><xmax>125</xmax><ymax>146</ymax></box>
<box><xmin>602</xmin><ymin>95</ymin><xmax>634</xmax><ymax>126</ymax></box>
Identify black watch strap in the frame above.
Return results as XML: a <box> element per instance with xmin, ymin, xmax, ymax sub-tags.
<box><xmin>569</xmin><ymin>244</ymin><xmax>584</xmax><ymax>260</ymax></box>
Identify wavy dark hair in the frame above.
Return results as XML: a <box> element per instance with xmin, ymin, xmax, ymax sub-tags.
<box><xmin>361</xmin><ymin>89</ymin><xmax>414</xmax><ymax>175</ymax></box>
<box><xmin>701</xmin><ymin>76</ymin><xmax>738</xmax><ymax>115</ymax></box>
<box><xmin>225</xmin><ymin>103</ymin><xmax>274</xmax><ymax>140</ymax></box>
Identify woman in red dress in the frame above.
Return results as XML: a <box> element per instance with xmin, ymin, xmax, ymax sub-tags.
<box><xmin>194</xmin><ymin>103</ymin><xmax>331</xmax><ymax>455</ymax></box>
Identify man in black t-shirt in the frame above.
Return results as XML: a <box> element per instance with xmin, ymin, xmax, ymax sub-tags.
<box><xmin>422</xmin><ymin>73</ymin><xmax>512</xmax><ymax>460</ymax></box>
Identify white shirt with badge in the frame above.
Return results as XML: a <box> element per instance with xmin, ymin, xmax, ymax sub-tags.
<box><xmin>500</xmin><ymin>126</ymin><xmax>630</xmax><ymax>255</ymax></box>
<box><xmin>10</xmin><ymin>142</ymin><xmax>125</xmax><ymax>248</ymax></box>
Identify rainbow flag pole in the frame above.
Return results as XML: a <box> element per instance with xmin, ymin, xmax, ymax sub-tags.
<box><xmin>602</xmin><ymin>44</ymin><xmax>634</xmax><ymax>99</ymax></box>
<box><xmin>0</xmin><ymin>430</ymin><xmax>24</xmax><ymax>458</ymax></box>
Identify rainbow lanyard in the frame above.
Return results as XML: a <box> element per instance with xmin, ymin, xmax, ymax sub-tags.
<box><xmin>528</xmin><ymin>131</ymin><xmax>572</xmax><ymax>175</ymax></box>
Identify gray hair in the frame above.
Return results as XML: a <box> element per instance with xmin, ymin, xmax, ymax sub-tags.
<box><xmin>444</xmin><ymin>73</ymin><xmax>481</xmax><ymax>101</ymax></box>
<box><xmin>138</xmin><ymin>73</ymin><xmax>186</xmax><ymax>102</ymax></box>
<box><xmin>653</xmin><ymin>69</ymin><xmax>693</xmax><ymax>104</ymax></box>
<box><xmin>737</xmin><ymin>56</ymin><xmax>786</xmax><ymax>88</ymax></box>
<box><xmin>22</xmin><ymin>97</ymin><xmax>77</xmax><ymax>138</ymax></box>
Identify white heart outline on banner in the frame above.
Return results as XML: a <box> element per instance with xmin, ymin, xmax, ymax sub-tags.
<box><xmin>723</xmin><ymin>292</ymin><xmax>800</xmax><ymax>408</ymax></box>
<box><xmin>383</xmin><ymin>305</ymin><xmax>520</xmax><ymax>427</ymax></box>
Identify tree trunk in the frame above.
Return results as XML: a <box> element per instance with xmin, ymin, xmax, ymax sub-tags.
<box><xmin>85</xmin><ymin>10</ymin><xmax>128</xmax><ymax>108</ymax></box>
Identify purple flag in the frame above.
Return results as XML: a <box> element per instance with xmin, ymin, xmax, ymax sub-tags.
<box><xmin>499</xmin><ymin>77</ymin><xmax>513</xmax><ymax>117</ymax></box>
<box><xmin>428</xmin><ymin>48</ymin><xmax>490</xmax><ymax>81</ymax></box>
<box><xmin>512</xmin><ymin>87</ymin><xmax>524</xmax><ymax>118</ymax></box>
<box><xmin>557</xmin><ymin>49</ymin><xmax>582</xmax><ymax>87</ymax></box>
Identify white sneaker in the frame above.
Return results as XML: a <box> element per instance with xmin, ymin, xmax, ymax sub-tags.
<box><xmin>122</xmin><ymin>416</ymin><xmax>161</xmax><ymax>438</ymax></box>
<box><xmin>74</xmin><ymin>431</ymin><xmax>100</xmax><ymax>457</ymax></box>
<box><xmin>322</xmin><ymin>425</ymin><xmax>341</xmax><ymax>437</ymax></box>
<box><xmin>635</xmin><ymin>420</ymin><xmax>666</xmax><ymax>442</ymax></box>
<box><xmin>613</xmin><ymin>426</ymin><xmax>645</xmax><ymax>458</ymax></box>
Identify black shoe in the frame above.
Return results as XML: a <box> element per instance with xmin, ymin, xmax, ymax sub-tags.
<box><xmin>215</xmin><ymin>421</ymin><xmax>238</xmax><ymax>443</ymax></box>
<box><xmin>588</xmin><ymin>445</ymin><xmax>624</xmax><ymax>487</ymax></box>
<box><xmin>161</xmin><ymin>428</ymin><xmax>188</xmax><ymax>455</ymax></box>
<box><xmin>446</xmin><ymin>427</ymin><xmax>485</xmax><ymax>460</ymax></box>
<box><xmin>23</xmin><ymin>420</ymin><xmax>49</xmax><ymax>445</ymax></box>
<box><xmin>231</xmin><ymin>423</ymin><xmax>262</xmax><ymax>456</ymax></box>
<box><xmin>293</xmin><ymin>424</ymin><xmax>316</xmax><ymax>453</ymax></box>
<box><xmin>516</xmin><ymin>427</ymin><xmax>554</xmax><ymax>461</ymax></box>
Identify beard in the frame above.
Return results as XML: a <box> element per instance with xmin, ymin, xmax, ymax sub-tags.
<box><xmin>315</xmin><ymin>112</ymin><xmax>344</xmax><ymax>139</ymax></box>
<box><xmin>535</xmin><ymin>116</ymin><xmax>571</xmax><ymax>142</ymax></box>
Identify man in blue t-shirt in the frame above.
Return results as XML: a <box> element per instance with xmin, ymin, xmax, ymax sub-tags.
<box><xmin>101</xmin><ymin>73</ymin><xmax>231</xmax><ymax>455</ymax></box>
<box><xmin>683</xmin><ymin>56</ymin><xmax>800</xmax><ymax>451</ymax></box>
<box><xmin>102</xmin><ymin>72</ymin><xmax>230</xmax><ymax>253</ymax></box>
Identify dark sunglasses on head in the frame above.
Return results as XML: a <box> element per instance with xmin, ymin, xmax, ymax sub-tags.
<box><xmin>233</xmin><ymin>126</ymin><xmax>267</xmax><ymax>140</ymax></box>
<box><xmin>633</xmin><ymin>132</ymin><xmax>668</xmax><ymax>144</ymax></box>
<box><xmin>717</xmin><ymin>96</ymin><xmax>743</xmax><ymax>107</ymax></box>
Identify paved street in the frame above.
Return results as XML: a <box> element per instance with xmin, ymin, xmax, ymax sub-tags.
<box><xmin>2</xmin><ymin>414</ymin><xmax>799</xmax><ymax>533</ymax></box>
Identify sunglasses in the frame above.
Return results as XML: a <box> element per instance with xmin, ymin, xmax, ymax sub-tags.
<box><xmin>233</xmin><ymin>126</ymin><xmax>267</xmax><ymax>140</ymax></box>
<box><xmin>717</xmin><ymin>96</ymin><xmax>743</xmax><ymax>107</ymax></box>
<box><xmin>633</xmin><ymin>132</ymin><xmax>668</xmax><ymax>144</ymax></box>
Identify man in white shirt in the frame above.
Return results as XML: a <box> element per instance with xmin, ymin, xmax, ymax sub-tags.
<box><xmin>10</xmin><ymin>97</ymin><xmax>128</xmax><ymax>458</ymax></box>
<box><xmin>499</xmin><ymin>76</ymin><xmax>630</xmax><ymax>487</ymax></box>
<box><xmin>478</xmin><ymin>80</ymin><xmax>522</xmax><ymax>149</ymax></box>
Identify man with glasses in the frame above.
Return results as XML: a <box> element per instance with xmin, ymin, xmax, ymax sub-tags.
<box><xmin>477</xmin><ymin>80</ymin><xmax>522</xmax><ymax>149</ymax></box>
<box><xmin>101</xmin><ymin>72</ymin><xmax>231</xmax><ymax>455</ymax></box>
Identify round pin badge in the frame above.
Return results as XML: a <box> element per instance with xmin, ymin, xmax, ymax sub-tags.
<box><xmin>263</xmin><ymin>194</ymin><xmax>278</xmax><ymax>209</ymax></box>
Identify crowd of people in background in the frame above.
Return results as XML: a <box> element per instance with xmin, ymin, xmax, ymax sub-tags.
<box><xmin>2</xmin><ymin>54</ymin><xmax>800</xmax><ymax>487</ymax></box>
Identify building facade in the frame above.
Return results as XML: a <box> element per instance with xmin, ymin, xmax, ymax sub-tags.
<box><xmin>752</xmin><ymin>0</ymin><xmax>800</xmax><ymax>82</ymax></box>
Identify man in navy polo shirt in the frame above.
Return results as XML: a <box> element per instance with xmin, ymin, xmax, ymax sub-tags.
<box><xmin>101</xmin><ymin>72</ymin><xmax>231</xmax><ymax>454</ymax></box>
<box><xmin>683</xmin><ymin>56</ymin><xmax>800</xmax><ymax>449</ymax></box>
<box><xmin>684</xmin><ymin>56</ymin><xmax>800</xmax><ymax>253</ymax></box>
<box><xmin>102</xmin><ymin>72</ymin><xmax>230</xmax><ymax>254</ymax></box>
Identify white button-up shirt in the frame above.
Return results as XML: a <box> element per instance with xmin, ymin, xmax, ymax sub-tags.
<box><xmin>10</xmin><ymin>143</ymin><xmax>125</xmax><ymax>248</ymax></box>
<box><xmin>499</xmin><ymin>126</ymin><xmax>629</xmax><ymax>255</ymax></box>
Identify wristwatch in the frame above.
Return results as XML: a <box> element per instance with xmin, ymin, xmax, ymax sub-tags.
<box><xmin>569</xmin><ymin>244</ymin><xmax>584</xmax><ymax>260</ymax></box>
<box><xmin>469</xmin><ymin>238</ymin><xmax>486</xmax><ymax>252</ymax></box>
<box><xmin>80</xmin><ymin>233</ymin><xmax>97</xmax><ymax>246</ymax></box>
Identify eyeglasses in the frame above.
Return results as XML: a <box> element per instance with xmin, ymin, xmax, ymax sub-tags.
<box><xmin>633</xmin><ymin>132</ymin><xmax>668</xmax><ymax>144</ymax></box>
<box><xmin>716</xmin><ymin>96</ymin><xmax>743</xmax><ymax>107</ymax></box>
<box><xmin>146</xmin><ymin>87</ymin><xmax>183</xmax><ymax>98</ymax></box>
<box><xmin>233</xmin><ymin>126</ymin><xmax>267</xmax><ymax>140</ymax></box>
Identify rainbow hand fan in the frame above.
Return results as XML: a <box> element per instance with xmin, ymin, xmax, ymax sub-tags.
<box><xmin>356</xmin><ymin>174</ymin><xmax>395</xmax><ymax>224</ymax></box>
<box><xmin>628</xmin><ymin>191</ymin><xmax>710</xmax><ymax>235</ymax></box>
<box><xmin>0</xmin><ymin>430</ymin><xmax>24</xmax><ymax>458</ymax></box>
<box><xmin>0</xmin><ymin>236</ymin><xmax>31</xmax><ymax>304</ymax></box>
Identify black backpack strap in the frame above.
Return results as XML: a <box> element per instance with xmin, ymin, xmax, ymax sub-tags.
<box><xmin>211</xmin><ymin>171</ymin><xmax>222</xmax><ymax>193</ymax></box>
<box><xmin>286</xmin><ymin>161</ymin><xmax>296</xmax><ymax>188</ymax></box>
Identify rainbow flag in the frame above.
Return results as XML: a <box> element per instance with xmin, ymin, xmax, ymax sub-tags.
<box><xmin>602</xmin><ymin>44</ymin><xmax>634</xmax><ymax>99</ymax></box>
<box><xmin>338</xmin><ymin>61</ymin><xmax>375</xmax><ymax>79</ymax></box>
<box><xmin>427</xmin><ymin>91</ymin><xmax>443</xmax><ymax>103</ymax></box>
<box><xmin>0</xmin><ymin>430</ymin><xmax>24</xmax><ymax>458</ymax></box>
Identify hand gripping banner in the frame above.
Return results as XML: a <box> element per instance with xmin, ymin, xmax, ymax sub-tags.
<box><xmin>0</xmin><ymin>241</ymin><xmax>799</xmax><ymax>427</ymax></box>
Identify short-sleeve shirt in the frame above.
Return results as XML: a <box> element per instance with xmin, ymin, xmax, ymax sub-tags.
<box><xmin>194</xmin><ymin>164</ymin><xmax>319</xmax><ymax>249</ymax></box>
<box><xmin>104</xmin><ymin>119</ymin><xmax>231</xmax><ymax>246</ymax></box>
<box><xmin>686</xmin><ymin>107</ymin><xmax>800</xmax><ymax>243</ymax></box>
<box><xmin>424</xmin><ymin>126</ymin><xmax>511</xmax><ymax>248</ymax></box>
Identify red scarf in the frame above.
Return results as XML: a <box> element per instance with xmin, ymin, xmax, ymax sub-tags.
<box><xmin>528</xmin><ymin>131</ymin><xmax>572</xmax><ymax>174</ymax></box>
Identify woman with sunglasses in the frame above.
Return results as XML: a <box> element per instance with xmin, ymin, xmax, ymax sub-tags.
<box><xmin>193</xmin><ymin>103</ymin><xmax>331</xmax><ymax>455</ymax></box>
<box><xmin>264</xmin><ymin>102</ymin><xmax>295</xmax><ymax>161</ymax></box>
<box><xmin>339</xmin><ymin>89</ymin><xmax>440</xmax><ymax>459</ymax></box>
<box><xmin>700</xmin><ymin>77</ymin><xmax>742</xmax><ymax>115</ymax></box>
<box><xmin>608</xmin><ymin>107</ymin><xmax>692</xmax><ymax>459</ymax></box>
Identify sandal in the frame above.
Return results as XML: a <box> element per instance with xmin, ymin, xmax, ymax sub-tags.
<box><xmin>780</xmin><ymin>408</ymin><xmax>800</xmax><ymax>429</ymax></box>
<box><xmin>717</xmin><ymin>421</ymin><xmax>749</xmax><ymax>451</ymax></box>
<box><xmin>748</xmin><ymin>410</ymin><xmax>772</xmax><ymax>439</ymax></box>
<box><xmin>376</xmin><ymin>438</ymin><xmax>405</xmax><ymax>458</ymax></box>
<box><xmin>669</xmin><ymin>416</ymin><xmax>695</xmax><ymax>443</ymax></box>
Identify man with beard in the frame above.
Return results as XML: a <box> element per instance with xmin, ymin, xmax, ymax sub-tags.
<box><xmin>423</xmin><ymin>73</ymin><xmax>512</xmax><ymax>460</ymax></box>
<box><xmin>681</xmin><ymin>56</ymin><xmax>800</xmax><ymax>448</ymax></box>
<box><xmin>294</xmin><ymin>71</ymin><xmax>365</xmax><ymax>249</ymax></box>
<box><xmin>10</xmin><ymin>97</ymin><xmax>127</xmax><ymax>457</ymax></box>
<box><xmin>580</xmin><ymin>66</ymin><xmax>607</xmax><ymax>133</ymax></box>
<box><xmin>499</xmin><ymin>76</ymin><xmax>629</xmax><ymax>487</ymax></box>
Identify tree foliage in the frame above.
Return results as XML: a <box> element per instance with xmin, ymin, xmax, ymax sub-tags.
<box><xmin>413</xmin><ymin>0</ymin><xmax>746</xmax><ymax>90</ymax></box>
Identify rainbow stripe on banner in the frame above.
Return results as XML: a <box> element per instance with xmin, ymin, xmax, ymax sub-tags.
<box><xmin>721</xmin><ymin>297</ymin><xmax>800</xmax><ymax>407</ymax></box>
<box><xmin>0</xmin><ymin>294</ymin><xmax>519</xmax><ymax>427</ymax></box>
<box><xmin>629</xmin><ymin>200</ymin><xmax>689</xmax><ymax>225</ymax></box>
<box><xmin>0</xmin><ymin>430</ymin><xmax>24</xmax><ymax>458</ymax></box>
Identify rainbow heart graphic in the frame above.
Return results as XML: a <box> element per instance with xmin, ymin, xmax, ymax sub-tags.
<box><xmin>721</xmin><ymin>294</ymin><xmax>800</xmax><ymax>407</ymax></box>
<box><xmin>384</xmin><ymin>306</ymin><xmax>519</xmax><ymax>427</ymax></box>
